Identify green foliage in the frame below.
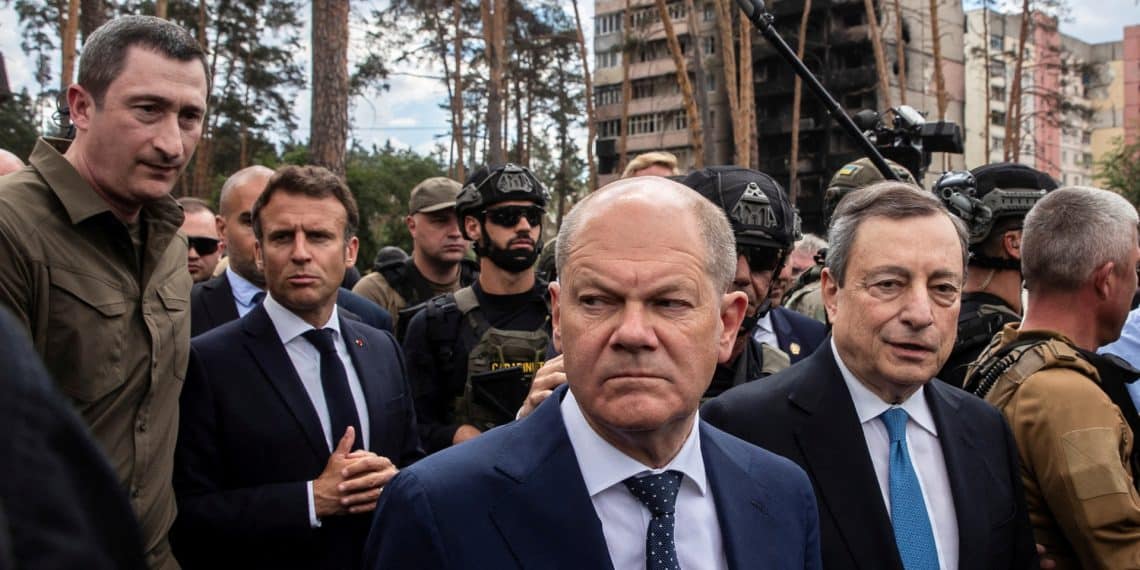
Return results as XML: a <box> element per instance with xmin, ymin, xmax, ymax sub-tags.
<box><xmin>0</xmin><ymin>90</ymin><xmax>41</xmax><ymax>159</ymax></box>
<box><xmin>321</xmin><ymin>143</ymin><xmax>446</xmax><ymax>272</ymax></box>
<box><xmin>1096</xmin><ymin>137</ymin><xmax>1140</xmax><ymax>206</ymax></box>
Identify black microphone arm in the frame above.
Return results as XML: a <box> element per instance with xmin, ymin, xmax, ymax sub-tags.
<box><xmin>734</xmin><ymin>0</ymin><xmax>900</xmax><ymax>181</ymax></box>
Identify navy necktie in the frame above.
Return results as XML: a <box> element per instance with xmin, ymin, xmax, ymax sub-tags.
<box><xmin>624</xmin><ymin>470</ymin><xmax>684</xmax><ymax>570</ymax></box>
<box><xmin>881</xmin><ymin>407</ymin><xmax>940</xmax><ymax>570</ymax></box>
<box><xmin>251</xmin><ymin>291</ymin><xmax>266</xmax><ymax>306</ymax></box>
<box><xmin>302</xmin><ymin>328</ymin><xmax>364</xmax><ymax>451</ymax></box>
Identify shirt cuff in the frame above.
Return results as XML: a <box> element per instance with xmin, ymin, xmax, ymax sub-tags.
<box><xmin>307</xmin><ymin>480</ymin><xmax>322</xmax><ymax>528</ymax></box>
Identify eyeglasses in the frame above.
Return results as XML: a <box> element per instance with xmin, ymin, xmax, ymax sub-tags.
<box><xmin>188</xmin><ymin>236</ymin><xmax>220</xmax><ymax>255</ymax></box>
<box><xmin>739</xmin><ymin>246</ymin><xmax>783</xmax><ymax>274</ymax></box>
<box><xmin>485</xmin><ymin>205</ymin><xmax>544</xmax><ymax>228</ymax></box>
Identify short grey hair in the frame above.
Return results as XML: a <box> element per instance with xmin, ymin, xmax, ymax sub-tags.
<box><xmin>1022</xmin><ymin>186</ymin><xmax>1139</xmax><ymax>292</ymax></box>
<box><xmin>827</xmin><ymin>181</ymin><xmax>968</xmax><ymax>286</ymax></box>
<box><xmin>795</xmin><ymin>233</ymin><xmax>827</xmax><ymax>256</ymax></box>
<box><xmin>79</xmin><ymin>16</ymin><xmax>209</xmax><ymax>105</ymax></box>
<box><xmin>556</xmin><ymin>177</ymin><xmax>737</xmax><ymax>293</ymax></box>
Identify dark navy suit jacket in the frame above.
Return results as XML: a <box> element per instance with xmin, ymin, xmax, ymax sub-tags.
<box><xmin>173</xmin><ymin>305</ymin><xmax>422</xmax><ymax>569</ymax></box>
<box><xmin>770</xmin><ymin>306</ymin><xmax>827</xmax><ymax>364</ymax></box>
<box><xmin>703</xmin><ymin>343</ymin><xmax>1038</xmax><ymax>570</ymax></box>
<box><xmin>189</xmin><ymin>273</ymin><xmax>392</xmax><ymax>337</ymax></box>
<box><xmin>363</xmin><ymin>385</ymin><xmax>822</xmax><ymax>569</ymax></box>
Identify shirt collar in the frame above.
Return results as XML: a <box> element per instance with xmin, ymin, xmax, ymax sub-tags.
<box><xmin>29</xmin><ymin>137</ymin><xmax>182</xmax><ymax>228</ymax></box>
<box><xmin>262</xmin><ymin>293</ymin><xmax>341</xmax><ymax>346</ymax></box>
<box><xmin>561</xmin><ymin>388</ymin><xmax>709</xmax><ymax>497</ymax></box>
<box><xmin>226</xmin><ymin>267</ymin><xmax>265</xmax><ymax>307</ymax></box>
<box><xmin>755</xmin><ymin>312</ymin><xmax>773</xmax><ymax>334</ymax></box>
<box><xmin>831</xmin><ymin>338</ymin><xmax>938</xmax><ymax>437</ymax></box>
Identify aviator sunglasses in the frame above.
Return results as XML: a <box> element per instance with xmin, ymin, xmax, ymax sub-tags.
<box><xmin>485</xmin><ymin>205</ymin><xmax>544</xmax><ymax>228</ymax></box>
<box><xmin>188</xmin><ymin>236</ymin><xmax>220</xmax><ymax>255</ymax></box>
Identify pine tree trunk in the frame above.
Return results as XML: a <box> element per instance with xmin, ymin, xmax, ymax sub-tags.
<box><xmin>863</xmin><ymin>0</ymin><xmax>892</xmax><ymax>110</ymax></box>
<box><xmin>61</xmin><ymin>0</ymin><xmax>80</xmax><ymax>93</ymax></box>
<box><xmin>892</xmin><ymin>0</ymin><xmax>906</xmax><ymax>105</ymax></box>
<box><xmin>1004</xmin><ymin>0</ymin><xmax>1031</xmax><ymax>162</ymax></box>
<box><xmin>453</xmin><ymin>0</ymin><xmax>465</xmax><ymax>181</ymax></box>
<box><xmin>570</xmin><ymin>0</ymin><xmax>596</xmax><ymax>189</ymax></box>
<box><xmin>156</xmin><ymin>0</ymin><xmax>167</xmax><ymax>18</ymax></box>
<box><xmin>480</xmin><ymin>0</ymin><xmax>507</xmax><ymax>164</ymax></box>
<box><xmin>789</xmin><ymin>0</ymin><xmax>812</xmax><ymax>201</ymax></box>
<box><xmin>311</xmin><ymin>0</ymin><xmax>349</xmax><ymax>176</ymax></box>
<box><xmin>739</xmin><ymin>16</ymin><xmax>756</xmax><ymax>169</ymax></box>
<box><xmin>713</xmin><ymin>0</ymin><xmax>742</xmax><ymax>165</ymax></box>
<box><xmin>929</xmin><ymin>0</ymin><xmax>947</xmax><ymax>119</ymax></box>
<box><xmin>656</xmin><ymin>0</ymin><xmax>703</xmax><ymax>168</ymax></box>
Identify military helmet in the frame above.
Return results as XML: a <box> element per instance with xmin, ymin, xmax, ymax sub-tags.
<box><xmin>681</xmin><ymin>166</ymin><xmax>801</xmax><ymax>250</ymax></box>
<box><xmin>823</xmin><ymin>157</ymin><xmax>917</xmax><ymax>228</ymax></box>
<box><xmin>456</xmin><ymin>163</ymin><xmax>549</xmax><ymax>240</ymax></box>
<box><xmin>934</xmin><ymin>162</ymin><xmax>1057</xmax><ymax>245</ymax></box>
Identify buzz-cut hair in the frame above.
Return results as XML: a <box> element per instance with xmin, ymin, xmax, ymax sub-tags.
<box><xmin>1022</xmin><ymin>186</ymin><xmax>1139</xmax><ymax>292</ymax></box>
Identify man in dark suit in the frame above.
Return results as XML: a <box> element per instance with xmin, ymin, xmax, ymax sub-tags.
<box><xmin>190</xmin><ymin>165</ymin><xmax>391</xmax><ymax>337</ymax></box>
<box><xmin>768</xmin><ymin>305</ymin><xmax>827</xmax><ymax>364</ymax></box>
<box><xmin>364</xmin><ymin>177</ymin><xmax>821</xmax><ymax>569</ymax></box>
<box><xmin>174</xmin><ymin>165</ymin><xmax>422</xmax><ymax>569</ymax></box>
<box><xmin>704</xmin><ymin>181</ymin><xmax>1038</xmax><ymax>570</ymax></box>
<box><xmin>0</xmin><ymin>308</ymin><xmax>146</xmax><ymax>570</ymax></box>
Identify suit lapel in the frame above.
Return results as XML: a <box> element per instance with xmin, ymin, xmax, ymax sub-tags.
<box><xmin>701</xmin><ymin>423</ymin><xmax>784</xmax><ymax>569</ymax></box>
<box><xmin>205</xmin><ymin>274</ymin><xmax>240</xmax><ymax>326</ymax></box>
<box><xmin>925</xmin><ymin>381</ymin><xmax>986</xmax><ymax>570</ymax></box>
<box><xmin>339</xmin><ymin>318</ymin><xmax>393</xmax><ymax>451</ymax></box>
<box><xmin>488</xmin><ymin>386</ymin><xmax>615</xmax><ymax>570</ymax></box>
<box><xmin>242</xmin><ymin>305</ymin><xmax>329</xmax><ymax>459</ymax></box>
<box><xmin>790</xmin><ymin>349</ymin><xmax>903</xmax><ymax>570</ymax></box>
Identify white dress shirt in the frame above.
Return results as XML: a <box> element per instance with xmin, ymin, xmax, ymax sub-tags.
<box><xmin>751</xmin><ymin>312</ymin><xmax>778</xmax><ymax>348</ymax></box>
<box><xmin>225</xmin><ymin>267</ymin><xmax>264</xmax><ymax>317</ymax></box>
<box><xmin>832</xmin><ymin>339</ymin><xmax>959</xmax><ymax>570</ymax></box>
<box><xmin>263</xmin><ymin>294</ymin><xmax>372</xmax><ymax>527</ymax></box>
<box><xmin>561</xmin><ymin>389</ymin><xmax>728</xmax><ymax>570</ymax></box>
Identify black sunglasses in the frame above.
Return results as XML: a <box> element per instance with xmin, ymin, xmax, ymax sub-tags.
<box><xmin>485</xmin><ymin>205</ymin><xmax>544</xmax><ymax>228</ymax></box>
<box><xmin>739</xmin><ymin>246</ymin><xmax>782</xmax><ymax>274</ymax></box>
<box><xmin>188</xmin><ymin>236</ymin><xmax>220</xmax><ymax>255</ymax></box>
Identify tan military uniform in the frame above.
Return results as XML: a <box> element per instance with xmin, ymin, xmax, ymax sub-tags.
<box><xmin>783</xmin><ymin>281</ymin><xmax>826</xmax><ymax>324</ymax></box>
<box><xmin>0</xmin><ymin>138</ymin><xmax>190</xmax><ymax>569</ymax></box>
<box><xmin>352</xmin><ymin>267</ymin><xmax>459</xmax><ymax>331</ymax></box>
<box><xmin>972</xmin><ymin>324</ymin><xmax>1140</xmax><ymax>569</ymax></box>
<box><xmin>352</xmin><ymin>271</ymin><xmax>407</xmax><ymax>320</ymax></box>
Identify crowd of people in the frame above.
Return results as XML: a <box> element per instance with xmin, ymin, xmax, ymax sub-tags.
<box><xmin>1</xmin><ymin>14</ymin><xmax>1139</xmax><ymax>570</ymax></box>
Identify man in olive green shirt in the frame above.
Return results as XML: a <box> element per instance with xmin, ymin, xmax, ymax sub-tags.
<box><xmin>0</xmin><ymin>16</ymin><xmax>209</xmax><ymax>570</ymax></box>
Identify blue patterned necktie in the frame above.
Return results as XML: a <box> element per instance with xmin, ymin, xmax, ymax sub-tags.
<box><xmin>302</xmin><ymin>328</ymin><xmax>364</xmax><ymax>452</ymax></box>
<box><xmin>624</xmin><ymin>470</ymin><xmax>684</xmax><ymax>570</ymax></box>
<box><xmin>880</xmin><ymin>407</ymin><xmax>940</xmax><ymax>570</ymax></box>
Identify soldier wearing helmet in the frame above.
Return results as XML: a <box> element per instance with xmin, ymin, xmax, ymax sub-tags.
<box><xmin>784</xmin><ymin>157</ymin><xmax>916</xmax><ymax>324</ymax></box>
<box><xmin>682</xmin><ymin>167</ymin><xmax>827</xmax><ymax>397</ymax></box>
<box><xmin>935</xmin><ymin>162</ymin><xmax>1058</xmax><ymax>388</ymax></box>
<box><xmin>401</xmin><ymin>164</ymin><xmax>553</xmax><ymax>453</ymax></box>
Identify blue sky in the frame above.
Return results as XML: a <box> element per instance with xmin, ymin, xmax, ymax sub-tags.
<box><xmin>2</xmin><ymin>0</ymin><xmax>1137</xmax><ymax>156</ymax></box>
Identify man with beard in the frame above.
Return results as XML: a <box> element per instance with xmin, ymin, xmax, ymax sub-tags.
<box><xmin>402</xmin><ymin>164</ymin><xmax>552</xmax><ymax>453</ymax></box>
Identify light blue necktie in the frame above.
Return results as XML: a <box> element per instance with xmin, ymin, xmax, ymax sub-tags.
<box><xmin>881</xmin><ymin>407</ymin><xmax>941</xmax><ymax>570</ymax></box>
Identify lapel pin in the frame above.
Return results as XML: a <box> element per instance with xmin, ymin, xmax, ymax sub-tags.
<box><xmin>355</xmin><ymin>338</ymin><xmax>364</xmax><ymax>347</ymax></box>
<box><xmin>790</xmin><ymin>342</ymin><xmax>801</xmax><ymax>356</ymax></box>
